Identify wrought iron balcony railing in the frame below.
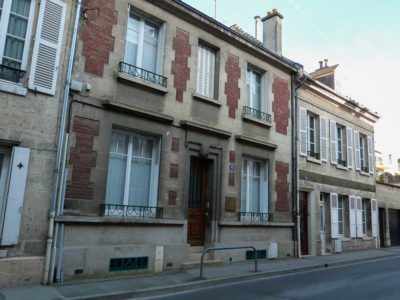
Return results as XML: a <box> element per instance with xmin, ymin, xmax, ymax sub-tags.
<box><xmin>308</xmin><ymin>150</ymin><xmax>320</xmax><ymax>160</ymax></box>
<box><xmin>337</xmin><ymin>159</ymin><xmax>347</xmax><ymax>166</ymax></box>
<box><xmin>243</xmin><ymin>106</ymin><xmax>271</xmax><ymax>123</ymax></box>
<box><xmin>238</xmin><ymin>211</ymin><xmax>272</xmax><ymax>222</ymax></box>
<box><xmin>361</xmin><ymin>166</ymin><xmax>369</xmax><ymax>173</ymax></box>
<box><xmin>119</xmin><ymin>62</ymin><xmax>167</xmax><ymax>87</ymax></box>
<box><xmin>100</xmin><ymin>204</ymin><xmax>163</xmax><ymax>219</ymax></box>
<box><xmin>0</xmin><ymin>64</ymin><xmax>26</xmax><ymax>83</ymax></box>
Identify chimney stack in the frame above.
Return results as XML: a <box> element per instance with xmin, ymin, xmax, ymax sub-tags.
<box><xmin>254</xmin><ymin>16</ymin><xmax>260</xmax><ymax>40</ymax></box>
<box><xmin>324</xmin><ymin>58</ymin><xmax>328</xmax><ymax>67</ymax></box>
<box><xmin>319</xmin><ymin>61</ymin><xmax>323</xmax><ymax>69</ymax></box>
<box><xmin>261</xmin><ymin>8</ymin><xmax>283</xmax><ymax>56</ymax></box>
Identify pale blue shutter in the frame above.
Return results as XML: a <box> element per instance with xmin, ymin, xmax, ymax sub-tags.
<box><xmin>299</xmin><ymin>107</ymin><xmax>307</xmax><ymax>156</ymax></box>
<box><xmin>346</xmin><ymin>127</ymin><xmax>353</xmax><ymax>169</ymax></box>
<box><xmin>330</xmin><ymin>120</ymin><xmax>337</xmax><ymax>164</ymax></box>
<box><xmin>330</xmin><ymin>193</ymin><xmax>339</xmax><ymax>239</ymax></box>
<box><xmin>319</xmin><ymin>116</ymin><xmax>328</xmax><ymax>162</ymax></box>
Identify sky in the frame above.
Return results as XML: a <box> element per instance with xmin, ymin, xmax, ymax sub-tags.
<box><xmin>185</xmin><ymin>0</ymin><xmax>400</xmax><ymax>160</ymax></box>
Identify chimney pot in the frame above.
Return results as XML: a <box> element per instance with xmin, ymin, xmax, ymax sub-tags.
<box><xmin>319</xmin><ymin>61</ymin><xmax>323</xmax><ymax>69</ymax></box>
<box><xmin>272</xmin><ymin>8</ymin><xmax>277</xmax><ymax>13</ymax></box>
<box><xmin>267</xmin><ymin>11</ymin><xmax>271</xmax><ymax>16</ymax></box>
<box><xmin>324</xmin><ymin>58</ymin><xmax>328</xmax><ymax>67</ymax></box>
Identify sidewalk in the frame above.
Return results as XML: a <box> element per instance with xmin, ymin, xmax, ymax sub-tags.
<box><xmin>1</xmin><ymin>247</ymin><xmax>400</xmax><ymax>300</ymax></box>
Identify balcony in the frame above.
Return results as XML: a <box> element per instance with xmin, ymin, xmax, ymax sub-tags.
<box><xmin>119</xmin><ymin>62</ymin><xmax>167</xmax><ymax>88</ymax></box>
<box><xmin>243</xmin><ymin>106</ymin><xmax>271</xmax><ymax>123</ymax></box>
<box><xmin>100</xmin><ymin>204</ymin><xmax>163</xmax><ymax>219</ymax></box>
<box><xmin>238</xmin><ymin>211</ymin><xmax>272</xmax><ymax>222</ymax></box>
<box><xmin>0</xmin><ymin>64</ymin><xmax>26</xmax><ymax>84</ymax></box>
<box><xmin>307</xmin><ymin>151</ymin><xmax>320</xmax><ymax>160</ymax></box>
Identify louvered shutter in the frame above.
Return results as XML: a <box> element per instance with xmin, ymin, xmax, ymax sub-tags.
<box><xmin>207</xmin><ymin>47</ymin><xmax>215</xmax><ymax>99</ymax></box>
<box><xmin>356</xmin><ymin>196</ymin><xmax>363</xmax><ymax>237</ymax></box>
<box><xmin>1</xmin><ymin>147</ymin><xmax>30</xmax><ymax>246</ymax></box>
<box><xmin>367</xmin><ymin>136</ymin><xmax>374</xmax><ymax>174</ymax></box>
<box><xmin>349</xmin><ymin>196</ymin><xmax>356</xmax><ymax>238</ymax></box>
<box><xmin>354</xmin><ymin>131</ymin><xmax>361</xmax><ymax>171</ymax></box>
<box><xmin>330</xmin><ymin>193</ymin><xmax>339</xmax><ymax>239</ymax></box>
<box><xmin>299</xmin><ymin>107</ymin><xmax>307</xmax><ymax>156</ymax></box>
<box><xmin>330</xmin><ymin>120</ymin><xmax>337</xmax><ymax>164</ymax></box>
<box><xmin>196</xmin><ymin>45</ymin><xmax>205</xmax><ymax>95</ymax></box>
<box><xmin>371</xmin><ymin>199</ymin><xmax>378</xmax><ymax>237</ymax></box>
<box><xmin>346</xmin><ymin>127</ymin><xmax>353</xmax><ymax>169</ymax></box>
<box><xmin>319</xmin><ymin>116</ymin><xmax>328</xmax><ymax>162</ymax></box>
<box><xmin>28</xmin><ymin>0</ymin><xmax>66</xmax><ymax>95</ymax></box>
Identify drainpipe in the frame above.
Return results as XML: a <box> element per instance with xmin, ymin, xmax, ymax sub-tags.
<box><xmin>43</xmin><ymin>0</ymin><xmax>82</xmax><ymax>285</ymax></box>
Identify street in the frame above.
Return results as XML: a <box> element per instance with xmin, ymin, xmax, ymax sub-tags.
<box><xmin>145</xmin><ymin>257</ymin><xmax>400</xmax><ymax>300</ymax></box>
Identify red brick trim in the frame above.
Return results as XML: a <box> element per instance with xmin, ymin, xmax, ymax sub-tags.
<box><xmin>225</xmin><ymin>53</ymin><xmax>241</xmax><ymax>118</ymax></box>
<box><xmin>229</xmin><ymin>151</ymin><xmax>235</xmax><ymax>163</ymax></box>
<box><xmin>168</xmin><ymin>191</ymin><xmax>177</xmax><ymax>206</ymax></box>
<box><xmin>171</xmin><ymin>137</ymin><xmax>180</xmax><ymax>152</ymax></box>
<box><xmin>171</xmin><ymin>28</ymin><xmax>191</xmax><ymax>102</ymax></box>
<box><xmin>170</xmin><ymin>164</ymin><xmax>179</xmax><ymax>178</ymax></box>
<box><xmin>272</xmin><ymin>76</ymin><xmax>290</xmax><ymax>135</ymax></box>
<box><xmin>66</xmin><ymin>117</ymin><xmax>100</xmax><ymax>200</ymax></box>
<box><xmin>81</xmin><ymin>0</ymin><xmax>116</xmax><ymax>76</ymax></box>
<box><xmin>228</xmin><ymin>173</ymin><xmax>235</xmax><ymax>186</ymax></box>
<box><xmin>275</xmin><ymin>161</ymin><xmax>289</xmax><ymax>212</ymax></box>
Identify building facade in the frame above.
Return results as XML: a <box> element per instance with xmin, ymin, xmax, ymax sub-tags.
<box><xmin>55</xmin><ymin>0</ymin><xmax>299</xmax><ymax>281</ymax></box>
<box><xmin>297</xmin><ymin>63</ymin><xmax>380</xmax><ymax>256</ymax></box>
<box><xmin>0</xmin><ymin>0</ymin><xmax>73</xmax><ymax>286</ymax></box>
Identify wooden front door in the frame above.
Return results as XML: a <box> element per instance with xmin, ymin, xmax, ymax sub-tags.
<box><xmin>187</xmin><ymin>158</ymin><xmax>208</xmax><ymax>246</ymax></box>
<box><xmin>299</xmin><ymin>192</ymin><xmax>309</xmax><ymax>255</ymax></box>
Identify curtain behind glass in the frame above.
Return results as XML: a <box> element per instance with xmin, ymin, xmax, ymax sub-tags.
<box><xmin>125</xmin><ymin>12</ymin><xmax>140</xmax><ymax>66</ymax></box>
<box><xmin>142</xmin><ymin>20</ymin><xmax>158</xmax><ymax>73</ymax></box>
<box><xmin>249</xmin><ymin>162</ymin><xmax>261</xmax><ymax>212</ymax></box>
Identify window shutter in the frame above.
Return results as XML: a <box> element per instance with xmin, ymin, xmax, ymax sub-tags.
<box><xmin>330</xmin><ymin>193</ymin><xmax>339</xmax><ymax>239</ymax></box>
<box><xmin>1</xmin><ymin>147</ymin><xmax>30</xmax><ymax>246</ymax></box>
<box><xmin>349</xmin><ymin>195</ymin><xmax>356</xmax><ymax>238</ymax></box>
<box><xmin>371</xmin><ymin>199</ymin><xmax>378</xmax><ymax>237</ymax></box>
<box><xmin>354</xmin><ymin>131</ymin><xmax>361</xmax><ymax>171</ymax></box>
<box><xmin>346</xmin><ymin>127</ymin><xmax>353</xmax><ymax>169</ymax></box>
<box><xmin>299</xmin><ymin>107</ymin><xmax>307</xmax><ymax>156</ymax></box>
<box><xmin>319</xmin><ymin>116</ymin><xmax>328</xmax><ymax>162</ymax></box>
<box><xmin>28</xmin><ymin>0</ymin><xmax>66</xmax><ymax>95</ymax></box>
<box><xmin>207</xmin><ymin>48</ymin><xmax>215</xmax><ymax>99</ymax></box>
<box><xmin>156</xmin><ymin>22</ymin><xmax>166</xmax><ymax>75</ymax></box>
<box><xmin>330</xmin><ymin>120</ymin><xmax>337</xmax><ymax>164</ymax></box>
<box><xmin>367</xmin><ymin>136</ymin><xmax>374</xmax><ymax>174</ymax></box>
<box><xmin>356</xmin><ymin>196</ymin><xmax>363</xmax><ymax>237</ymax></box>
<box><xmin>196</xmin><ymin>45</ymin><xmax>205</xmax><ymax>96</ymax></box>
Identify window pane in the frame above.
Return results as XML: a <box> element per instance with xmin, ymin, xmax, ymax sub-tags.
<box><xmin>125</xmin><ymin>13</ymin><xmax>140</xmax><ymax>66</ymax></box>
<box><xmin>142</xmin><ymin>139</ymin><xmax>153</xmax><ymax>159</ymax></box>
<box><xmin>0</xmin><ymin>153</ymin><xmax>3</xmax><ymax>181</ymax></box>
<box><xmin>11</xmin><ymin>0</ymin><xmax>31</xmax><ymax>17</ymax></box>
<box><xmin>105</xmin><ymin>153</ymin><xmax>127</xmax><ymax>205</ymax></box>
<box><xmin>250</xmin><ymin>174</ymin><xmax>260</xmax><ymax>212</ymax></box>
<box><xmin>128</xmin><ymin>157</ymin><xmax>151</xmax><ymax>206</ymax></box>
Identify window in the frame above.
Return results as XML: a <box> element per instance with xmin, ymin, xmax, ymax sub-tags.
<box><xmin>336</xmin><ymin>125</ymin><xmax>347</xmax><ymax>166</ymax></box>
<box><xmin>0</xmin><ymin>0</ymin><xmax>34</xmax><ymax>81</ymax></box>
<box><xmin>241</xmin><ymin>158</ymin><xmax>268</xmax><ymax>219</ymax></box>
<box><xmin>359</xmin><ymin>134</ymin><xmax>367</xmax><ymax>172</ymax></box>
<box><xmin>307</xmin><ymin>113</ymin><xmax>319</xmax><ymax>159</ymax></box>
<box><xmin>124</xmin><ymin>7</ymin><xmax>164</xmax><ymax>75</ymax></box>
<box><xmin>196</xmin><ymin>43</ymin><xmax>216</xmax><ymax>99</ymax></box>
<box><xmin>105</xmin><ymin>131</ymin><xmax>160</xmax><ymax>211</ymax></box>
<box><xmin>247</xmin><ymin>68</ymin><xmax>261</xmax><ymax>111</ymax></box>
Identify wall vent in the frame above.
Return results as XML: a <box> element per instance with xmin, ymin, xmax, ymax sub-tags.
<box><xmin>245</xmin><ymin>250</ymin><xmax>267</xmax><ymax>260</ymax></box>
<box><xmin>109</xmin><ymin>256</ymin><xmax>149</xmax><ymax>272</ymax></box>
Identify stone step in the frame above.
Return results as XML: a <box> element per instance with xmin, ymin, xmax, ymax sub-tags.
<box><xmin>182</xmin><ymin>259</ymin><xmax>222</xmax><ymax>269</ymax></box>
<box><xmin>189</xmin><ymin>246</ymin><xmax>204</xmax><ymax>253</ymax></box>
<box><xmin>188</xmin><ymin>252</ymin><xmax>211</xmax><ymax>261</ymax></box>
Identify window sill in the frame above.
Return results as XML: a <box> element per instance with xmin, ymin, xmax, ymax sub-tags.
<box><xmin>336</xmin><ymin>165</ymin><xmax>348</xmax><ymax>171</ymax></box>
<box><xmin>192</xmin><ymin>92</ymin><xmax>222</xmax><ymax>107</ymax></box>
<box><xmin>339</xmin><ymin>237</ymin><xmax>351</xmax><ymax>241</ymax></box>
<box><xmin>359</xmin><ymin>171</ymin><xmax>370</xmax><ymax>177</ymax></box>
<box><xmin>117</xmin><ymin>72</ymin><xmax>168</xmax><ymax>95</ymax></box>
<box><xmin>0</xmin><ymin>80</ymin><xmax>27</xmax><ymax>96</ymax></box>
<box><xmin>362</xmin><ymin>236</ymin><xmax>374</xmax><ymax>241</ymax></box>
<box><xmin>55</xmin><ymin>215</ymin><xmax>186</xmax><ymax>226</ymax></box>
<box><xmin>306</xmin><ymin>157</ymin><xmax>322</xmax><ymax>165</ymax></box>
<box><xmin>242</xmin><ymin>114</ymin><xmax>272</xmax><ymax>128</ymax></box>
<box><xmin>219</xmin><ymin>220</ymin><xmax>294</xmax><ymax>227</ymax></box>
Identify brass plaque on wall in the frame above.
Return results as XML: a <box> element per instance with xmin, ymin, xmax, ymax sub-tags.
<box><xmin>225</xmin><ymin>197</ymin><xmax>236</xmax><ymax>212</ymax></box>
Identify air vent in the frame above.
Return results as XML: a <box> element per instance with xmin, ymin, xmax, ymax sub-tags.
<box><xmin>109</xmin><ymin>256</ymin><xmax>149</xmax><ymax>272</ymax></box>
<box><xmin>245</xmin><ymin>250</ymin><xmax>267</xmax><ymax>260</ymax></box>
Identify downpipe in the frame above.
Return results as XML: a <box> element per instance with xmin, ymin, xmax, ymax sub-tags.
<box><xmin>43</xmin><ymin>0</ymin><xmax>82</xmax><ymax>285</ymax></box>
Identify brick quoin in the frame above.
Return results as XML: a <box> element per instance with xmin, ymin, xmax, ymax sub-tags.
<box><xmin>272</xmin><ymin>76</ymin><xmax>290</xmax><ymax>135</ymax></box>
<box><xmin>225</xmin><ymin>53</ymin><xmax>241</xmax><ymax>118</ymax></box>
<box><xmin>171</xmin><ymin>28</ymin><xmax>191</xmax><ymax>102</ymax></box>
<box><xmin>81</xmin><ymin>0</ymin><xmax>116</xmax><ymax>76</ymax></box>
<box><xmin>66</xmin><ymin>117</ymin><xmax>100</xmax><ymax>200</ymax></box>
<box><xmin>171</xmin><ymin>137</ymin><xmax>180</xmax><ymax>152</ymax></box>
<box><xmin>275</xmin><ymin>161</ymin><xmax>289</xmax><ymax>212</ymax></box>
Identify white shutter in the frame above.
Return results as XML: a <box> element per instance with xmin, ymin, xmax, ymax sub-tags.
<box><xmin>320</xmin><ymin>116</ymin><xmax>328</xmax><ymax>162</ymax></box>
<box><xmin>299</xmin><ymin>107</ymin><xmax>307</xmax><ymax>156</ymax></box>
<box><xmin>356</xmin><ymin>196</ymin><xmax>363</xmax><ymax>237</ymax></box>
<box><xmin>1</xmin><ymin>147</ymin><xmax>30</xmax><ymax>246</ymax></box>
<box><xmin>330</xmin><ymin>193</ymin><xmax>339</xmax><ymax>239</ymax></box>
<box><xmin>330</xmin><ymin>120</ymin><xmax>337</xmax><ymax>164</ymax></box>
<box><xmin>349</xmin><ymin>195</ymin><xmax>356</xmax><ymax>238</ymax></box>
<box><xmin>196</xmin><ymin>45</ymin><xmax>205</xmax><ymax>96</ymax></box>
<box><xmin>354</xmin><ymin>130</ymin><xmax>361</xmax><ymax>171</ymax></box>
<box><xmin>29</xmin><ymin>0</ymin><xmax>67</xmax><ymax>95</ymax></box>
<box><xmin>346</xmin><ymin>127</ymin><xmax>353</xmax><ymax>169</ymax></box>
<box><xmin>156</xmin><ymin>22</ymin><xmax>166</xmax><ymax>75</ymax></box>
<box><xmin>207</xmin><ymin>48</ymin><xmax>215</xmax><ymax>99</ymax></box>
<box><xmin>371</xmin><ymin>199</ymin><xmax>378</xmax><ymax>237</ymax></box>
<box><xmin>367</xmin><ymin>136</ymin><xmax>374</xmax><ymax>174</ymax></box>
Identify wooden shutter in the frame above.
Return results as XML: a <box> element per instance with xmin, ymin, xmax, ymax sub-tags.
<box><xmin>1</xmin><ymin>147</ymin><xmax>30</xmax><ymax>246</ymax></box>
<box><xmin>156</xmin><ymin>22</ymin><xmax>166</xmax><ymax>75</ymax></box>
<box><xmin>319</xmin><ymin>116</ymin><xmax>328</xmax><ymax>162</ymax></box>
<box><xmin>330</xmin><ymin>193</ymin><xmax>339</xmax><ymax>239</ymax></box>
<box><xmin>29</xmin><ymin>0</ymin><xmax>67</xmax><ymax>95</ymax></box>
<box><xmin>346</xmin><ymin>127</ymin><xmax>353</xmax><ymax>169</ymax></box>
<box><xmin>371</xmin><ymin>199</ymin><xmax>378</xmax><ymax>237</ymax></box>
<box><xmin>356</xmin><ymin>196</ymin><xmax>363</xmax><ymax>237</ymax></box>
<box><xmin>349</xmin><ymin>195</ymin><xmax>356</xmax><ymax>238</ymax></box>
<box><xmin>299</xmin><ymin>107</ymin><xmax>307</xmax><ymax>156</ymax></box>
<box><xmin>330</xmin><ymin>120</ymin><xmax>337</xmax><ymax>164</ymax></box>
<box><xmin>354</xmin><ymin>130</ymin><xmax>361</xmax><ymax>171</ymax></box>
<box><xmin>367</xmin><ymin>136</ymin><xmax>374</xmax><ymax>174</ymax></box>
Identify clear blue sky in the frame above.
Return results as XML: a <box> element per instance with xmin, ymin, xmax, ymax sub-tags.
<box><xmin>185</xmin><ymin>0</ymin><xmax>400</xmax><ymax>160</ymax></box>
